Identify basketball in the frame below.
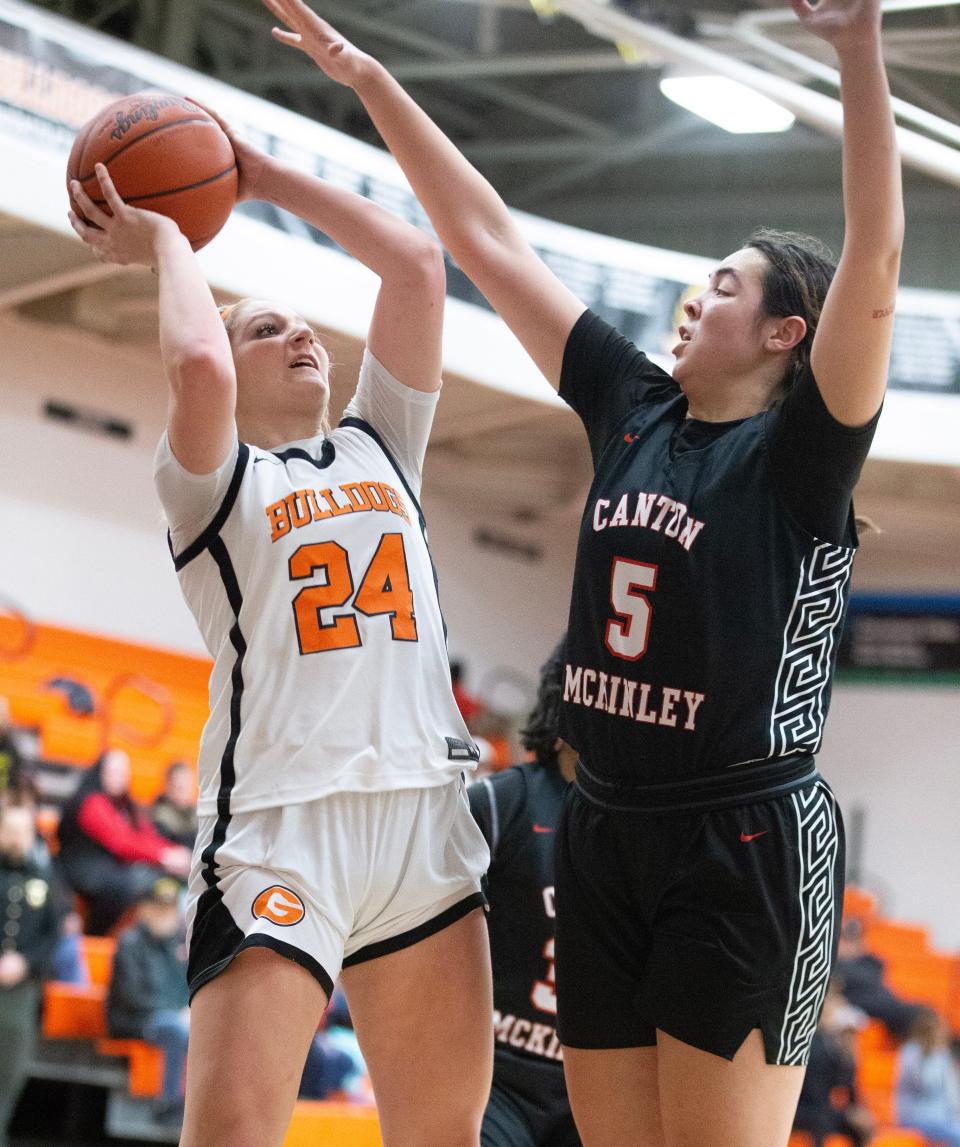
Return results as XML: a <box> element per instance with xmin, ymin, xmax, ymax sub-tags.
<box><xmin>67</xmin><ymin>91</ymin><xmax>238</xmax><ymax>251</ymax></box>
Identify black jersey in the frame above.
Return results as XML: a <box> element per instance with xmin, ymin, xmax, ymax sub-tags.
<box><xmin>469</xmin><ymin>765</ymin><xmax>567</xmax><ymax>1067</ymax></box>
<box><xmin>559</xmin><ymin>311</ymin><xmax>879</xmax><ymax>808</ymax></box>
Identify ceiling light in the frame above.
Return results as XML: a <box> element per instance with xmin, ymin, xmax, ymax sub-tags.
<box><xmin>659</xmin><ymin>75</ymin><xmax>796</xmax><ymax>134</ymax></box>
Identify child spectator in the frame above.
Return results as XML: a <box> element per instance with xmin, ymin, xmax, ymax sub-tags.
<box><xmin>0</xmin><ymin>794</ymin><xmax>65</xmax><ymax>1146</ymax></box>
<box><xmin>106</xmin><ymin>877</ymin><xmax>189</xmax><ymax>1126</ymax></box>
<box><xmin>896</xmin><ymin>1007</ymin><xmax>960</xmax><ymax>1146</ymax></box>
<box><xmin>150</xmin><ymin>761</ymin><xmax>198</xmax><ymax>850</ymax></box>
<box><xmin>57</xmin><ymin>749</ymin><xmax>190</xmax><ymax>934</ymax></box>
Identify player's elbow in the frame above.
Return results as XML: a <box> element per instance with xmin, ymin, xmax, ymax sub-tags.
<box><xmin>166</xmin><ymin>346</ymin><xmax>235</xmax><ymax>402</ymax></box>
<box><xmin>454</xmin><ymin>218</ymin><xmax>527</xmax><ymax>291</ymax></box>
<box><xmin>393</xmin><ymin>235</ymin><xmax>447</xmax><ymax>300</ymax></box>
<box><xmin>847</xmin><ymin>214</ymin><xmax>905</xmax><ymax>266</ymax></box>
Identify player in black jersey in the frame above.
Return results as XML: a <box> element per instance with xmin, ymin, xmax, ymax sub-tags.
<box><xmin>468</xmin><ymin>641</ymin><xmax>581</xmax><ymax>1147</ymax></box>
<box><xmin>268</xmin><ymin>0</ymin><xmax>904</xmax><ymax>1143</ymax></box>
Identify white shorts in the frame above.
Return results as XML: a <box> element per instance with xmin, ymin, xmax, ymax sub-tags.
<box><xmin>185</xmin><ymin>779</ymin><xmax>489</xmax><ymax>1000</ymax></box>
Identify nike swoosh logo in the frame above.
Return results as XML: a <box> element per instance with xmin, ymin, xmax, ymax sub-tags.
<box><xmin>532</xmin><ymin>824</ymin><xmax>554</xmax><ymax>834</ymax></box>
<box><xmin>739</xmin><ymin>830</ymin><xmax>769</xmax><ymax>843</ymax></box>
<box><xmin>253</xmin><ymin>456</ymin><xmax>281</xmax><ymax>465</ymax></box>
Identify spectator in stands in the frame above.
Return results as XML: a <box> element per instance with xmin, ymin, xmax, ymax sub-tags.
<box><xmin>56</xmin><ymin>749</ymin><xmax>190</xmax><ymax>934</ymax></box>
<box><xmin>0</xmin><ymin>794</ymin><xmax>65</xmax><ymax>1147</ymax></box>
<box><xmin>27</xmin><ymin>838</ymin><xmax>87</xmax><ymax>987</ymax></box>
<box><xmin>896</xmin><ymin>1007</ymin><xmax>960</xmax><ymax>1146</ymax></box>
<box><xmin>151</xmin><ymin>761</ymin><xmax>198</xmax><ymax>850</ymax></box>
<box><xmin>0</xmin><ymin>697</ymin><xmax>27</xmax><ymax>798</ymax></box>
<box><xmin>450</xmin><ymin>660</ymin><xmax>484</xmax><ymax>728</ymax></box>
<box><xmin>107</xmin><ymin>877</ymin><xmax>190</xmax><ymax>1126</ymax></box>
<box><xmin>793</xmin><ymin>979</ymin><xmax>874</xmax><ymax>1147</ymax></box>
<box><xmin>834</xmin><ymin>917</ymin><xmax>922</xmax><ymax>1038</ymax></box>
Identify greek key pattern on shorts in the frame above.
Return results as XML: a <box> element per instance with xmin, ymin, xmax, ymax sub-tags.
<box><xmin>768</xmin><ymin>542</ymin><xmax>854</xmax><ymax>759</ymax></box>
<box><xmin>778</xmin><ymin>782</ymin><xmax>838</xmax><ymax>1066</ymax></box>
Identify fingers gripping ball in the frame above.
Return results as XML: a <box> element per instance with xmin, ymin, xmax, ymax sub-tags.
<box><xmin>67</xmin><ymin>92</ymin><xmax>238</xmax><ymax>251</ymax></box>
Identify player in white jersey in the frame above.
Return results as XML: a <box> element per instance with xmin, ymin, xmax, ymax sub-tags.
<box><xmin>67</xmin><ymin>121</ymin><xmax>492</xmax><ymax>1147</ymax></box>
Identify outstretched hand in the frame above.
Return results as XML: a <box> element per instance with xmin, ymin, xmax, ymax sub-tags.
<box><xmin>791</xmin><ymin>0</ymin><xmax>883</xmax><ymax>51</ymax></box>
<box><xmin>67</xmin><ymin>164</ymin><xmax>182</xmax><ymax>267</ymax></box>
<box><xmin>260</xmin><ymin>0</ymin><xmax>376</xmax><ymax>89</ymax></box>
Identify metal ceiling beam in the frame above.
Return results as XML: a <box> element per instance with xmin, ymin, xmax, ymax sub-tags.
<box><xmin>198</xmin><ymin>0</ymin><xmax>613</xmax><ymax>137</ymax></box>
<box><xmin>884</xmin><ymin>52</ymin><xmax>960</xmax><ymax>76</ymax></box>
<box><xmin>463</xmin><ymin>136</ymin><xmax>637</xmax><ymax>163</ymax></box>
<box><xmin>462</xmin><ymin>118</ymin><xmax>836</xmax><ymax>163</ymax></box>
<box><xmin>555</xmin><ymin>0</ymin><xmax>960</xmax><ymax>186</ymax></box>
<box><xmin>730</xmin><ymin>18</ymin><xmax>960</xmax><ymax>147</ymax></box>
<box><xmin>390</xmin><ymin>49</ymin><xmax>646</xmax><ymax>82</ymax></box>
<box><xmin>311</xmin><ymin>3</ymin><xmax>617</xmax><ymax>139</ymax></box>
<box><xmin>749</xmin><ymin>0</ymin><xmax>960</xmax><ymax>22</ymax></box>
<box><xmin>511</xmin><ymin>116</ymin><xmax>700</xmax><ymax>206</ymax></box>
<box><xmin>235</xmin><ymin>49</ymin><xmax>645</xmax><ymax>87</ymax></box>
<box><xmin>888</xmin><ymin>66</ymin><xmax>960</xmax><ymax>123</ymax></box>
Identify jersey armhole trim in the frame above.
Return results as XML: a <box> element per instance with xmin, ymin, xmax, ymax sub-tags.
<box><xmin>170</xmin><ymin>443</ymin><xmax>250</xmax><ymax>571</ymax></box>
<box><xmin>337</xmin><ymin>416</ymin><xmax>426</xmax><ymax>526</ymax></box>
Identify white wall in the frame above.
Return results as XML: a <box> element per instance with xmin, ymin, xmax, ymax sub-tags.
<box><xmin>818</xmin><ymin>685</ymin><xmax>960</xmax><ymax>949</ymax></box>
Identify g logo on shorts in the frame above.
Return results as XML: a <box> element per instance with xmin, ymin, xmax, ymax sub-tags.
<box><xmin>251</xmin><ymin>885</ymin><xmax>306</xmax><ymax>926</ymax></box>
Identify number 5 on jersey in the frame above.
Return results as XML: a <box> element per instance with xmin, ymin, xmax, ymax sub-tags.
<box><xmin>605</xmin><ymin>557</ymin><xmax>658</xmax><ymax>661</ymax></box>
<box><xmin>289</xmin><ymin>533</ymin><xmax>417</xmax><ymax>655</ymax></box>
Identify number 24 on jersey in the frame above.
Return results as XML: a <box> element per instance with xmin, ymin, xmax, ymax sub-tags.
<box><xmin>288</xmin><ymin>532</ymin><xmax>417</xmax><ymax>654</ymax></box>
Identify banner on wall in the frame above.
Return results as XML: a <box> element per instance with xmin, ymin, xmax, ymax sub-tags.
<box><xmin>1</xmin><ymin>0</ymin><xmax>959</xmax><ymax>394</ymax></box>
<box><xmin>838</xmin><ymin>596</ymin><xmax>960</xmax><ymax>683</ymax></box>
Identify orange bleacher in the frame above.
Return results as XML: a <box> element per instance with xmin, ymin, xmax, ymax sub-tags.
<box><xmin>43</xmin><ymin>934</ymin><xmax>165</xmax><ymax>1098</ymax></box>
<box><xmin>0</xmin><ymin>619</ymin><xmax>211</xmax><ymax>802</ymax></box>
<box><xmin>837</xmin><ymin>886</ymin><xmax>960</xmax><ymax>1147</ymax></box>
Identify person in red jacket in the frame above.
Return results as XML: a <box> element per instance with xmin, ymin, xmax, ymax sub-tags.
<box><xmin>57</xmin><ymin>749</ymin><xmax>190</xmax><ymax>934</ymax></box>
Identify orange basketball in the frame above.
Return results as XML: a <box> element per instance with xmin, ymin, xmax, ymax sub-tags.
<box><xmin>67</xmin><ymin>91</ymin><xmax>238</xmax><ymax>251</ymax></box>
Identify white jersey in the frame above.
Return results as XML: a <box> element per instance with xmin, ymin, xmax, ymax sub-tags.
<box><xmin>155</xmin><ymin>351</ymin><xmax>477</xmax><ymax>817</ymax></box>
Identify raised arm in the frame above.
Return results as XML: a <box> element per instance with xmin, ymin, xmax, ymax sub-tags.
<box><xmin>69</xmin><ymin>165</ymin><xmax>237</xmax><ymax>475</ymax></box>
<box><xmin>794</xmin><ymin>0</ymin><xmax>904</xmax><ymax>426</ymax></box>
<box><xmin>261</xmin><ymin>0</ymin><xmax>586</xmax><ymax>390</ymax></box>
<box><xmin>223</xmin><ymin>124</ymin><xmax>446</xmax><ymax>391</ymax></box>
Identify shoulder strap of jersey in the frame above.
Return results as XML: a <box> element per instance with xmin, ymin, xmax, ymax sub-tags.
<box><xmin>338</xmin><ymin>416</ymin><xmax>426</xmax><ymax>532</ymax></box>
<box><xmin>169</xmin><ymin>443</ymin><xmax>250</xmax><ymax>571</ymax></box>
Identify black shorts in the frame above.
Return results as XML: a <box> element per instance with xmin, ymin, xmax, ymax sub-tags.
<box><xmin>555</xmin><ymin>776</ymin><xmax>844</xmax><ymax>1065</ymax></box>
<box><xmin>481</xmin><ymin>1049</ymin><xmax>581</xmax><ymax>1147</ymax></box>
